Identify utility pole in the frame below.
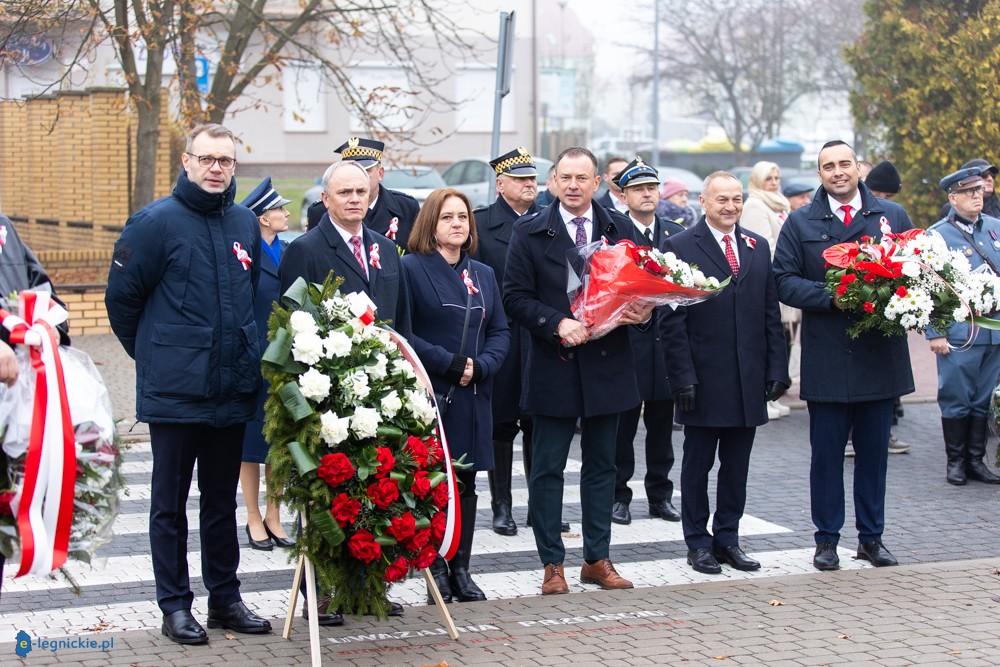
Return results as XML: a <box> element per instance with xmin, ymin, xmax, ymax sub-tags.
<box><xmin>652</xmin><ymin>0</ymin><xmax>660</xmax><ymax>164</ymax></box>
<box><xmin>488</xmin><ymin>11</ymin><xmax>517</xmax><ymax>204</ymax></box>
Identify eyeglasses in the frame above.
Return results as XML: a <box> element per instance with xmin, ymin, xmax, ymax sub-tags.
<box><xmin>186</xmin><ymin>153</ymin><xmax>236</xmax><ymax>170</ymax></box>
<box><xmin>954</xmin><ymin>185</ymin><xmax>984</xmax><ymax>196</ymax></box>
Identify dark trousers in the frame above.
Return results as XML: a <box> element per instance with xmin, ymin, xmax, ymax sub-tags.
<box><xmin>529</xmin><ymin>413</ymin><xmax>618</xmax><ymax>565</ymax></box>
<box><xmin>149</xmin><ymin>422</ymin><xmax>245</xmax><ymax>615</ymax></box>
<box><xmin>680</xmin><ymin>425</ymin><xmax>755</xmax><ymax>550</ymax></box>
<box><xmin>614</xmin><ymin>400</ymin><xmax>675</xmax><ymax>505</ymax></box>
<box><xmin>808</xmin><ymin>399</ymin><xmax>892</xmax><ymax>545</ymax></box>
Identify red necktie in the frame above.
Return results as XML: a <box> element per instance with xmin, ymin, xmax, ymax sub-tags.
<box><xmin>723</xmin><ymin>234</ymin><xmax>739</xmax><ymax>277</ymax></box>
<box><xmin>840</xmin><ymin>205</ymin><xmax>853</xmax><ymax>226</ymax></box>
<box><xmin>350</xmin><ymin>235</ymin><xmax>368</xmax><ymax>277</ymax></box>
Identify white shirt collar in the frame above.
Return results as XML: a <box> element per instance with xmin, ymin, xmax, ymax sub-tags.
<box><xmin>707</xmin><ymin>223</ymin><xmax>737</xmax><ymax>245</ymax></box>
<box><xmin>559</xmin><ymin>204</ymin><xmax>593</xmax><ymax>224</ymax></box>
<box><xmin>329</xmin><ymin>217</ymin><xmax>365</xmax><ymax>246</ymax></box>
<box><xmin>613</xmin><ymin>197</ymin><xmax>629</xmax><ymax>214</ymax></box>
<box><xmin>368</xmin><ymin>194</ymin><xmax>378</xmax><ymax>211</ymax></box>
<box><xmin>827</xmin><ymin>190</ymin><xmax>863</xmax><ymax>221</ymax></box>
<box><xmin>630</xmin><ymin>215</ymin><xmax>655</xmax><ymax>237</ymax></box>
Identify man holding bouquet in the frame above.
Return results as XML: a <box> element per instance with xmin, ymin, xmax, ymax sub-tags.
<box><xmin>773</xmin><ymin>140</ymin><xmax>914</xmax><ymax>571</ymax></box>
<box><xmin>663</xmin><ymin>172</ymin><xmax>788</xmax><ymax>574</ymax></box>
<box><xmin>503</xmin><ymin>146</ymin><xmax>652</xmax><ymax>595</ymax></box>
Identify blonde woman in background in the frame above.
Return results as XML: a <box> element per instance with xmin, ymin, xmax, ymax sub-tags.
<box><xmin>740</xmin><ymin>161</ymin><xmax>799</xmax><ymax>420</ymax></box>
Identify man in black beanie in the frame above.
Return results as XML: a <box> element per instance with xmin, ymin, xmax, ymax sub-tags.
<box><xmin>866</xmin><ymin>160</ymin><xmax>902</xmax><ymax>200</ymax></box>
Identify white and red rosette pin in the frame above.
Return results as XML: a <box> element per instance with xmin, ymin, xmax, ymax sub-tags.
<box><xmin>741</xmin><ymin>233</ymin><xmax>757</xmax><ymax>250</ymax></box>
<box><xmin>369</xmin><ymin>243</ymin><xmax>382</xmax><ymax>270</ymax></box>
<box><xmin>387</xmin><ymin>217</ymin><xmax>399</xmax><ymax>241</ymax></box>
<box><xmin>232</xmin><ymin>242</ymin><xmax>252</xmax><ymax>271</ymax></box>
<box><xmin>462</xmin><ymin>268</ymin><xmax>479</xmax><ymax>295</ymax></box>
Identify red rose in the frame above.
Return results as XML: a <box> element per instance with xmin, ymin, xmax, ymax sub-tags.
<box><xmin>431</xmin><ymin>510</ymin><xmax>447</xmax><ymax>543</ymax></box>
<box><xmin>895</xmin><ymin>285</ymin><xmax>908</xmax><ymax>298</ymax></box>
<box><xmin>405</xmin><ymin>435</ymin><xmax>429</xmax><ymax>468</ymax></box>
<box><xmin>410</xmin><ymin>470</ymin><xmax>431</xmax><ymax>499</ymax></box>
<box><xmin>375</xmin><ymin>447</ymin><xmax>395</xmax><ymax>478</ymax></box>
<box><xmin>412</xmin><ymin>544</ymin><xmax>438</xmax><ymax>569</ymax></box>
<box><xmin>863</xmin><ymin>301</ymin><xmax>875</xmax><ymax>314</ymax></box>
<box><xmin>840</xmin><ymin>273</ymin><xmax>857</xmax><ymax>285</ymax></box>
<box><xmin>425</xmin><ymin>436</ymin><xmax>443</xmax><ymax>465</ymax></box>
<box><xmin>367</xmin><ymin>477</ymin><xmax>400</xmax><ymax>509</ymax></box>
<box><xmin>0</xmin><ymin>490</ymin><xmax>14</xmax><ymax>516</ymax></box>
<box><xmin>384</xmin><ymin>556</ymin><xmax>410</xmax><ymax>583</ymax></box>
<box><xmin>387</xmin><ymin>512</ymin><xmax>417</xmax><ymax>542</ymax></box>
<box><xmin>432</xmin><ymin>480</ymin><xmax>450</xmax><ymax>509</ymax></box>
<box><xmin>330</xmin><ymin>492</ymin><xmax>362</xmax><ymax>527</ymax></box>
<box><xmin>642</xmin><ymin>259</ymin><xmax>663</xmax><ymax>275</ymax></box>
<box><xmin>863</xmin><ymin>272</ymin><xmax>878</xmax><ymax>283</ymax></box>
<box><xmin>836</xmin><ymin>284</ymin><xmax>848</xmax><ymax>297</ymax></box>
<box><xmin>405</xmin><ymin>527</ymin><xmax>431</xmax><ymax>552</ymax></box>
<box><xmin>317</xmin><ymin>452</ymin><xmax>355</xmax><ymax>487</ymax></box>
<box><xmin>347</xmin><ymin>530</ymin><xmax>382</xmax><ymax>564</ymax></box>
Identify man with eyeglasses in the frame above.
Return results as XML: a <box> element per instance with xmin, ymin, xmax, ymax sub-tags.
<box><xmin>940</xmin><ymin>159</ymin><xmax>1000</xmax><ymax>220</ymax></box>
<box><xmin>927</xmin><ymin>167</ymin><xmax>1000</xmax><ymax>487</ymax></box>
<box><xmin>106</xmin><ymin>123</ymin><xmax>272</xmax><ymax>645</ymax></box>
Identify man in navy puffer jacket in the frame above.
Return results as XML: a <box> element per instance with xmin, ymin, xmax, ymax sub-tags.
<box><xmin>106</xmin><ymin>123</ymin><xmax>271</xmax><ymax>645</ymax></box>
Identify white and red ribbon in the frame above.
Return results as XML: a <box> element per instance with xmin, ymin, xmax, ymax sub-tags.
<box><xmin>232</xmin><ymin>242</ymin><xmax>252</xmax><ymax>271</ymax></box>
<box><xmin>0</xmin><ymin>224</ymin><xmax>7</xmax><ymax>255</ymax></box>
<box><xmin>345</xmin><ymin>291</ymin><xmax>377</xmax><ymax>328</ymax></box>
<box><xmin>1</xmin><ymin>291</ymin><xmax>75</xmax><ymax>576</ymax></box>
<box><xmin>387</xmin><ymin>217</ymin><xmax>399</xmax><ymax>241</ymax></box>
<box><xmin>462</xmin><ymin>269</ymin><xmax>479</xmax><ymax>295</ymax></box>
<box><xmin>369</xmin><ymin>243</ymin><xmax>382</xmax><ymax>270</ymax></box>
<box><xmin>741</xmin><ymin>233</ymin><xmax>757</xmax><ymax>250</ymax></box>
<box><xmin>879</xmin><ymin>216</ymin><xmax>892</xmax><ymax>237</ymax></box>
<box><xmin>382</xmin><ymin>329</ymin><xmax>461</xmax><ymax>561</ymax></box>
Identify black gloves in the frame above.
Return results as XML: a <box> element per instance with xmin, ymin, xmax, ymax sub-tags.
<box><xmin>673</xmin><ymin>385</ymin><xmax>696</xmax><ymax>412</ymax></box>
<box><xmin>765</xmin><ymin>380</ymin><xmax>790</xmax><ymax>402</ymax></box>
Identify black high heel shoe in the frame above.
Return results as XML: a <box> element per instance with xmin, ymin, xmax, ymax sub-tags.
<box><xmin>245</xmin><ymin>524</ymin><xmax>273</xmax><ymax>551</ymax></box>
<box><xmin>264</xmin><ymin>520</ymin><xmax>296</xmax><ymax>548</ymax></box>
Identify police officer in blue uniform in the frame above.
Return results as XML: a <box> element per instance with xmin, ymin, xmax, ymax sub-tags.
<box><xmin>927</xmin><ymin>167</ymin><xmax>1000</xmax><ymax>486</ymax></box>
<box><xmin>608</xmin><ymin>158</ymin><xmax>684</xmax><ymax>526</ymax></box>
<box><xmin>774</xmin><ymin>140</ymin><xmax>915</xmax><ymax>572</ymax></box>
<box><xmin>473</xmin><ymin>147</ymin><xmax>540</xmax><ymax>536</ymax></box>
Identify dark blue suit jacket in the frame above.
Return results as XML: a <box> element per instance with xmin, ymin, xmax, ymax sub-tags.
<box><xmin>773</xmin><ymin>182</ymin><xmax>914</xmax><ymax>403</ymax></box>
<box><xmin>663</xmin><ymin>220</ymin><xmax>788</xmax><ymax>427</ymax></box>
<box><xmin>503</xmin><ymin>200</ymin><xmax>639</xmax><ymax>418</ymax></box>
<box><xmin>278</xmin><ymin>215</ymin><xmax>411</xmax><ymax>338</ymax></box>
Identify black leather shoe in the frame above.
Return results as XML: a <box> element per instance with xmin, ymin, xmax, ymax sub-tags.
<box><xmin>427</xmin><ymin>556</ymin><xmax>453</xmax><ymax>604</ymax></box>
<box><xmin>713</xmin><ymin>545</ymin><xmax>760</xmax><ymax>571</ymax></box>
<box><xmin>857</xmin><ymin>540</ymin><xmax>898</xmax><ymax>567</ymax></box>
<box><xmin>611</xmin><ymin>501</ymin><xmax>631</xmax><ymax>525</ymax></box>
<box><xmin>161</xmin><ymin>610</ymin><xmax>207</xmax><ymax>645</ymax></box>
<box><xmin>264</xmin><ymin>520</ymin><xmax>296</xmax><ymax>548</ymax></box>
<box><xmin>302</xmin><ymin>595</ymin><xmax>344</xmax><ymax>626</ymax></box>
<box><xmin>813</xmin><ymin>542</ymin><xmax>840</xmax><ymax>571</ymax></box>
<box><xmin>561</xmin><ymin>520</ymin><xmax>571</xmax><ymax>533</ymax></box>
<box><xmin>491</xmin><ymin>501</ymin><xmax>517</xmax><ymax>536</ymax></box>
<box><xmin>206</xmin><ymin>601</ymin><xmax>272</xmax><ymax>634</ymax></box>
<box><xmin>687</xmin><ymin>547</ymin><xmax>722</xmax><ymax>574</ymax></box>
<box><xmin>244</xmin><ymin>524</ymin><xmax>272</xmax><ymax>551</ymax></box>
<box><xmin>649</xmin><ymin>499</ymin><xmax>681</xmax><ymax>522</ymax></box>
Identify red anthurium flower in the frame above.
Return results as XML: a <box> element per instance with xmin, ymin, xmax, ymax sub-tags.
<box><xmin>387</xmin><ymin>512</ymin><xmax>417</xmax><ymax>542</ymax></box>
<box><xmin>347</xmin><ymin>530</ymin><xmax>382</xmax><ymax>564</ymax></box>
<box><xmin>895</xmin><ymin>286</ymin><xmax>908</xmax><ymax>298</ymax></box>
<box><xmin>367</xmin><ymin>477</ymin><xmax>400</xmax><ymax>509</ymax></box>
<box><xmin>384</xmin><ymin>556</ymin><xmax>410</xmax><ymax>583</ymax></box>
<box><xmin>863</xmin><ymin>272</ymin><xmax>878</xmax><ymax>283</ymax></box>
<box><xmin>863</xmin><ymin>301</ymin><xmax>875</xmax><ymax>314</ymax></box>
<box><xmin>375</xmin><ymin>447</ymin><xmax>395</xmax><ymax>478</ymax></box>
<box><xmin>318</xmin><ymin>453</ymin><xmax>355</xmax><ymax>487</ymax></box>
<box><xmin>330</xmin><ymin>493</ymin><xmax>362</xmax><ymax>527</ymax></box>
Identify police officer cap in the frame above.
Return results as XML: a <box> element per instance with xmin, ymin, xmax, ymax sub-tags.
<box><xmin>940</xmin><ymin>167</ymin><xmax>984</xmax><ymax>193</ymax></box>
<box><xmin>782</xmin><ymin>181</ymin><xmax>813</xmax><ymax>197</ymax></box>
<box><xmin>335</xmin><ymin>137</ymin><xmax>384</xmax><ymax>170</ymax></box>
<box><xmin>960</xmin><ymin>158</ymin><xmax>998</xmax><ymax>177</ymax></box>
<box><xmin>612</xmin><ymin>156</ymin><xmax>660</xmax><ymax>190</ymax></box>
<box><xmin>490</xmin><ymin>146</ymin><xmax>537</xmax><ymax>178</ymax></box>
<box><xmin>240</xmin><ymin>176</ymin><xmax>291</xmax><ymax>217</ymax></box>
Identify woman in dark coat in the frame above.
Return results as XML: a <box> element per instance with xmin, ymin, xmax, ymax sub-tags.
<box><xmin>238</xmin><ymin>178</ymin><xmax>295</xmax><ymax>551</ymax></box>
<box><xmin>402</xmin><ymin>188</ymin><xmax>510</xmax><ymax>603</ymax></box>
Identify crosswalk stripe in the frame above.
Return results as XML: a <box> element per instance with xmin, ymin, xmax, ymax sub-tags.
<box><xmin>0</xmin><ymin>547</ymin><xmax>867</xmax><ymax>639</ymax></box>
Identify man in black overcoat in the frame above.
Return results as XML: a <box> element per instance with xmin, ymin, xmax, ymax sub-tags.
<box><xmin>664</xmin><ymin>172</ymin><xmax>788</xmax><ymax>575</ymax></box>
<box><xmin>773</xmin><ymin>141</ymin><xmax>915</xmax><ymax>571</ymax></box>
<box><xmin>503</xmin><ymin>147</ymin><xmax>653</xmax><ymax>595</ymax></box>
<box><xmin>609</xmin><ymin>157</ymin><xmax>684</xmax><ymax>526</ymax></box>
<box><xmin>473</xmin><ymin>146</ymin><xmax>540</xmax><ymax>536</ymax></box>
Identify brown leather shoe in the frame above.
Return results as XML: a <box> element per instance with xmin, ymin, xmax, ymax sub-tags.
<box><xmin>541</xmin><ymin>563</ymin><xmax>569</xmax><ymax>595</ymax></box>
<box><xmin>580</xmin><ymin>559</ymin><xmax>633</xmax><ymax>589</ymax></box>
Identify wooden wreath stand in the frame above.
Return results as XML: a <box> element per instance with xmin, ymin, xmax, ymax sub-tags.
<box><xmin>281</xmin><ymin>516</ymin><xmax>460</xmax><ymax>667</ymax></box>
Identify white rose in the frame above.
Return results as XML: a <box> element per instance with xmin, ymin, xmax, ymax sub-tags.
<box><xmin>393</xmin><ymin>358</ymin><xmax>416</xmax><ymax>378</ymax></box>
<box><xmin>901</xmin><ymin>262</ymin><xmax>920</xmax><ymax>278</ymax></box>
<box><xmin>323</xmin><ymin>331</ymin><xmax>353</xmax><ymax>358</ymax></box>
<box><xmin>351</xmin><ymin>406</ymin><xmax>381</xmax><ymax>439</ymax></box>
<box><xmin>292</xmin><ymin>332</ymin><xmax>325</xmax><ymax>366</ymax></box>
<box><xmin>289</xmin><ymin>310</ymin><xmax>319</xmax><ymax>336</ymax></box>
<box><xmin>380</xmin><ymin>391</ymin><xmax>402</xmax><ymax>418</ymax></box>
<box><xmin>320</xmin><ymin>411</ymin><xmax>350</xmax><ymax>446</ymax></box>
<box><xmin>367</xmin><ymin>354</ymin><xmax>389</xmax><ymax>380</ymax></box>
<box><xmin>298</xmin><ymin>368</ymin><xmax>332</xmax><ymax>402</ymax></box>
<box><xmin>406</xmin><ymin>389</ymin><xmax>436</xmax><ymax>425</ymax></box>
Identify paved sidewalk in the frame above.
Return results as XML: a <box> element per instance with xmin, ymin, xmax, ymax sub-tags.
<box><xmin>5</xmin><ymin>557</ymin><xmax>1000</xmax><ymax>666</ymax></box>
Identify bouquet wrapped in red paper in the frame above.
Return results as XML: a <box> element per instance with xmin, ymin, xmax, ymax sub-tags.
<box><xmin>568</xmin><ymin>239</ymin><xmax>729</xmax><ymax>340</ymax></box>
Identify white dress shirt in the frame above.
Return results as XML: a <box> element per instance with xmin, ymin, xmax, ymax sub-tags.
<box><xmin>708</xmin><ymin>224</ymin><xmax>740</xmax><ymax>269</ymax></box>
<box><xmin>612</xmin><ymin>197</ymin><xmax>629</xmax><ymax>215</ymax></box>
<box><xmin>330</xmin><ymin>218</ymin><xmax>369</xmax><ymax>278</ymax></box>
<box><xmin>828</xmin><ymin>190</ymin><xmax>863</xmax><ymax>224</ymax></box>
<box><xmin>559</xmin><ymin>204</ymin><xmax>594</xmax><ymax>244</ymax></box>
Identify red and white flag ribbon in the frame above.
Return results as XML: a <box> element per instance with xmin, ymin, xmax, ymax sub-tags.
<box><xmin>1</xmin><ymin>291</ymin><xmax>75</xmax><ymax>576</ymax></box>
<box><xmin>232</xmin><ymin>242</ymin><xmax>252</xmax><ymax>271</ymax></box>
<box><xmin>382</xmin><ymin>329</ymin><xmax>461</xmax><ymax>561</ymax></box>
<box><xmin>741</xmin><ymin>233</ymin><xmax>757</xmax><ymax>250</ymax></box>
<box><xmin>369</xmin><ymin>243</ymin><xmax>382</xmax><ymax>270</ymax></box>
<box><xmin>387</xmin><ymin>217</ymin><xmax>399</xmax><ymax>241</ymax></box>
<box><xmin>345</xmin><ymin>291</ymin><xmax>377</xmax><ymax>328</ymax></box>
<box><xmin>462</xmin><ymin>269</ymin><xmax>479</xmax><ymax>295</ymax></box>
<box><xmin>0</xmin><ymin>224</ymin><xmax>7</xmax><ymax>255</ymax></box>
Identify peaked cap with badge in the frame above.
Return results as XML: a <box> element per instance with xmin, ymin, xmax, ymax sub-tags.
<box><xmin>613</xmin><ymin>156</ymin><xmax>660</xmax><ymax>190</ymax></box>
<box><xmin>490</xmin><ymin>147</ymin><xmax>537</xmax><ymax>178</ymax></box>
<box><xmin>335</xmin><ymin>137</ymin><xmax>384</xmax><ymax>170</ymax></box>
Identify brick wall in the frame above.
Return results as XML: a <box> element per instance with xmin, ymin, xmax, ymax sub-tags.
<box><xmin>0</xmin><ymin>88</ymin><xmax>174</xmax><ymax>253</ymax></box>
<box><xmin>60</xmin><ymin>285</ymin><xmax>112</xmax><ymax>336</ymax></box>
